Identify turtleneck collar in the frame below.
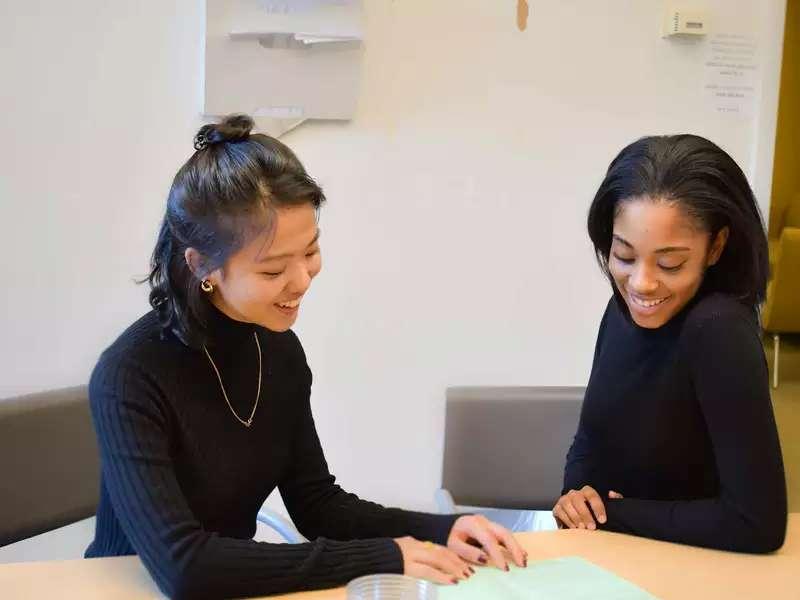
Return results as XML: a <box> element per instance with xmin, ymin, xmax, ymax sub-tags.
<box><xmin>204</xmin><ymin>302</ymin><xmax>258</xmax><ymax>349</ymax></box>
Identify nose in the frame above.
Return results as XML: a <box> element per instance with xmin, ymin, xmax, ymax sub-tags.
<box><xmin>628</xmin><ymin>263</ymin><xmax>659</xmax><ymax>295</ymax></box>
<box><xmin>286</xmin><ymin>262</ymin><xmax>312</xmax><ymax>295</ymax></box>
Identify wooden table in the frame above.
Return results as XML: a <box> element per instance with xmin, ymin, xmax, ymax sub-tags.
<box><xmin>2</xmin><ymin>515</ymin><xmax>797</xmax><ymax>599</ymax></box>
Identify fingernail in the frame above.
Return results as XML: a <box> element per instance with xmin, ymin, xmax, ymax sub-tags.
<box><xmin>451</xmin><ymin>578</ymin><xmax>458</xmax><ymax>585</ymax></box>
<box><xmin>523</xmin><ymin>559</ymin><xmax>528</xmax><ymax>568</ymax></box>
<box><xmin>599</xmin><ymin>516</ymin><xmax>607</xmax><ymax>524</ymax></box>
<box><xmin>588</xmin><ymin>523</ymin><xmax>596</xmax><ymax>530</ymax></box>
<box><xmin>504</xmin><ymin>564</ymin><xmax>510</xmax><ymax>572</ymax></box>
<box><xmin>469</xmin><ymin>567</ymin><xmax>475</xmax><ymax>574</ymax></box>
<box><xmin>478</xmin><ymin>555</ymin><xmax>487</xmax><ymax>564</ymax></box>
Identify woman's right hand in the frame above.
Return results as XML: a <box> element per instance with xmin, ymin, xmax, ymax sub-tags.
<box><xmin>394</xmin><ymin>537</ymin><xmax>473</xmax><ymax>585</ymax></box>
<box><xmin>552</xmin><ymin>485</ymin><xmax>609</xmax><ymax>530</ymax></box>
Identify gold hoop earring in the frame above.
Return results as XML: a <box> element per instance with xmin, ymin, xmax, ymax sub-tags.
<box><xmin>200</xmin><ymin>279</ymin><xmax>214</xmax><ymax>293</ymax></box>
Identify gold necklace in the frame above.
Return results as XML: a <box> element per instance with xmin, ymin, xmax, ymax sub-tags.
<box><xmin>203</xmin><ymin>332</ymin><xmax>262</xmax><ymax>428</ymax></box>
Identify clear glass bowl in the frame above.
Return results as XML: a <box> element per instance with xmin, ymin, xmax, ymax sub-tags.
<box><xmin>346</xmin><ymin>574</ymin><xmax>438</xmax><ymax>600</ymax></box>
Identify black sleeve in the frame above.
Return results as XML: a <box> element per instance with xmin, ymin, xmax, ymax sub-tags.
<box><xmin>90</xmin><ymin>357</ymin><xmax>402</xmax><ymax>600</ymax></box>
<box><xmin>562</xmin><ymin>302</ymin><xmax>610</xmax><ymax>495</ymax></box>
<box><xmin>279</xmin><ymin>360</ymin><xmax>460</xmax><ymax>546</ymax></box>
<box><xmin>601</xmin><ymin>313</ymin><xmax>788</xmax><ymax>553</ymax></box>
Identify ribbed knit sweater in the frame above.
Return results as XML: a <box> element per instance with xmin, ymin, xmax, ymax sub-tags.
<box><xmin>564</xmin><ymin>292</ymin><xmax>787</xmax><ymax>553</ymax></box>
<box><xmin>85</xmin><ymin>307</ymin><xmax>458</xmax><ymax>599</ymax></box>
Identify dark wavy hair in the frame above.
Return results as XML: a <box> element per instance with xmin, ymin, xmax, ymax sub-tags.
<box><xmin>147</xmin><ymin>114</ymin><xmax>325</xmax><ymax>347</ymax></box>
<box><xmin>587</xmin><ymin>134</ymin><xmax>769</xmax><ymax>310</ymax></box>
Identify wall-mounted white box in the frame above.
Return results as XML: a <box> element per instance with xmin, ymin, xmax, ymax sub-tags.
<box><xmin>662</xmin><ymin>6</ymin><xmax>710</xmax><ymax>38</ymax></box>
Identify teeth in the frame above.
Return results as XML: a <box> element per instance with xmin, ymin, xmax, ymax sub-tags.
<box><xmin>278</xmin><ymin>299</ymin><xmax>300</xmax><ymax>309</ymax></box>
<box><xmin>631</xmin><ymin>295</ymin><xmax>668</xmax><ymax>308</ymax></box>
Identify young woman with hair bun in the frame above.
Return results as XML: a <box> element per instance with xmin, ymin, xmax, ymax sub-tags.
<box><xmin>85</xmin><ymin>115</ymin><xmax>525</xmax><ymax>599</ymax></box>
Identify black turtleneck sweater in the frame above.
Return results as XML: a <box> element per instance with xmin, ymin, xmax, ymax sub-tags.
<box><xmin>564</xmin><ymin>292</ymin><xmax>787</xmax><ymax>553</ymax></box>
<box><xmin>85</xmin><ymin>308</ymin><xmax>458</xmax><ymax>599</ymax></box>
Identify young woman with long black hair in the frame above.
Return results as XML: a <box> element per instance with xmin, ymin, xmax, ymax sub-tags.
<box><xmin>555</xmin><ymin>135</ymin><xmax>787</xmax><ymax>553</ymax></box>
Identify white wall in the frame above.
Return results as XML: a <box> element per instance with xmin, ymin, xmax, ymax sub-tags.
<box><xmin>0</xmin><ymin>0</ymin><xmax>786</xmax><ymax>518</ymax></box>
<box><xmin>0</xmin><ymin>0</ymin><xmax>206</xmax><ymax>396</ymax></box>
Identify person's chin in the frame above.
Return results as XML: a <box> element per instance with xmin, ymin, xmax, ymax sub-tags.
<box><xmin>261</xmin><ymin>309</ymin><xmax>299</xmax><ymax>332</ymax></box>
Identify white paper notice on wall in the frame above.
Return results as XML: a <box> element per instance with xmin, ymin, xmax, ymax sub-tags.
<box><xmin>260</xmin><ymin>0</ymin><xmax>352</xmax><ymax>14</ymax></box>
<box><xmin>703</xmin><ymin>33</ymin><xmax>759</xmax><ymax>117</ymax></box>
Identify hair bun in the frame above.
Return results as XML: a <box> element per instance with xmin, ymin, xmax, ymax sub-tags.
<box><xmin>193</xmin><ymin>114</ymin><xmax>254</xmax><ymax>151</ymax></box>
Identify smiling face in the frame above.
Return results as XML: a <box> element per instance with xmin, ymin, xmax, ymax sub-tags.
<box><xmin>608</xmin><ymin>197</ymin><xmax>728</xmax><ymax>329</ymax></box>
<box><xmin>195</xmin><ymin>204</ymin><xmax>322</xmax><ymax>332</ymax></box>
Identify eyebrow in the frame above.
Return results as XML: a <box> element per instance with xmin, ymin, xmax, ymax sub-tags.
<box><xmin>257</xmin><ymin>230</ymin><xmax>320</xmax><ymax>263</ymax></box>
<box><xmin>612</xmin><ymin>234</ymin><xmax>690</xmax><ymax>254</ymax></box>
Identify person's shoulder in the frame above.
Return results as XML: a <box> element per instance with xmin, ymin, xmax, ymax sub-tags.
<box><xmin>90</xmin><ymin>311</ymin><xmax>184</xmax><ymax>394</ymax></box>
<box><xmin>97</xmin><ymin>311</ymin><xmax>180</xmax><ymax>367</ymax></box>
<box><xmin>679</xmin><ymin>292</ymin><xmax>760</xmax><ymax>349</ymax></box>
<box><xmin>684</xmin><ymin>292</ymin><xmax>757</xmax><ymax>329</ymax></box>
<box><xmin>597</xmin><ymin>295</ymin><xmax>627</xmax><ymax>333</ymax></box>
<box><xmin>88</xmin><ymin>312</ymin><xmax>182</xmax><ymax>420</ymax></box>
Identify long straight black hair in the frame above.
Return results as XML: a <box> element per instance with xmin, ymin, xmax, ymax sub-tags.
<box><xmin>587</xmin><ymin>134</ymin><xmax>769</xmax><ymax>310</ymax></box>
<box><xmin>147</xmin><ymin>115</ymin><xmax>325</xmax><ymax>348</ymax></box>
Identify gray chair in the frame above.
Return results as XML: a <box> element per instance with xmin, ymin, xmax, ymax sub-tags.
<box><xmin>436</xmin><ymin>386</ymin><xmax>584</xmax><ymax>531</ymax></box>
<box><xmin>0</xmin><ymin>385</ymin><xmax>303</xmax><ymax>548</ymax></box>
<box><xmin>0</xmin><ymin>386</ymin><xmax>100</xmax><ymax>547</ymax></box>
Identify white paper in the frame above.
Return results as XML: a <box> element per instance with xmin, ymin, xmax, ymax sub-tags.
<box><xmin>703</xmin><ymin>33</ymin><xmax>759</xmax><ymax>117</ymax></box>
<box><xmin>259</xmin><ymin>0</ymin><xmax>352</xmax><ymax>14</ymax></box>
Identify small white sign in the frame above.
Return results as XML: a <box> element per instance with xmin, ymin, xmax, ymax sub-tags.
<box><xmin>703</xmin><ymin>33</ymin><xmax>759</xmax><ymax>117</ymax></box>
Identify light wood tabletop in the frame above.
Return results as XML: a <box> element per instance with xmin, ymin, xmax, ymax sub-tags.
<box><xmin>1</xmin><ymin>514</ymin><xmax>797</xmax><ymax>599</ymax></box>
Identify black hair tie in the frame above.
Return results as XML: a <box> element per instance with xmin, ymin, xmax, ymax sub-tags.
<box><xmin>151</xmin><ymin>293</ymin><xmax>169</xmax><ymax>309</ymax></box>
<box><xmin>193</xmin><ymin>132</ymin><xmax>209</xmax><ymax>151</ymax></box>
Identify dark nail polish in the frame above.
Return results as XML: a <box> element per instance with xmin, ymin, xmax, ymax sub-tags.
<box><xmin>504</xmin><ymin>564</ymin><xmax>510</xmax><ymax>572</ymax></box>
<box><xmin>451</xmin><ymin>578</ymin><xmax>459</xmax><ymax>585</ymax></box>
<box><xmin>478</xmin><ymin>555</ymin><xmax>487</xmax><ymax>564</ymax></box>
<box><xmin>469</xmin><ymin>567</ymin><xmax>475</xmax><ymax>574</ymax></box>
<box><xmin>523</xmin><ymin>559</ymin><xmax>528</xmax><ymax>568</ymax></box>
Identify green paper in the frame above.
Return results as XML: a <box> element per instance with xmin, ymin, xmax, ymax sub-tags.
<box><xmin>439</xmin><ymin>556</ymin><xmax>658</xmax><ymax>600</ymax></box>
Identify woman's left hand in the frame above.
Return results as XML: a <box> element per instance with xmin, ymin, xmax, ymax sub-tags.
<box><xmin>446</xmin><ymin>515</ymin><xmax>528</xmax><ymax>570</ymax></box>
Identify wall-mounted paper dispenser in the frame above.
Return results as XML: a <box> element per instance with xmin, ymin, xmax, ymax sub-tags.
<box><xmin>205</xmin><ymin>0</ymin><xmax>363</xmax><ymax>136</ymax></box>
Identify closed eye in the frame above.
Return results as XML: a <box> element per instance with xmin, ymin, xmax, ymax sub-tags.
<box><xmin>659</xmin><ymin>262</ymin><xmax>686</xmax><ymax>273</ymax></box>
<box><xmin>612</xmin><ymin>254</ymin><xmax>634</xmax><ymax>265</ymax></box>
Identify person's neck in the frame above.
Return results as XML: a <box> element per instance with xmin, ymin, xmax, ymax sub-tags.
<box><xmin>206</xmin><ymin>299</ymin><xmax>256</xmax><ymax>348</ymax></box>
<box><xmin>211</xmin><ymin>296</ymin><xmax>251</xmax><ymax>326</ymax></box>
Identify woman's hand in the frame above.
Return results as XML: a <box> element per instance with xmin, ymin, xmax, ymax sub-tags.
<box><xmin>394</xmin><ymin>537</ymin><xmax>473</xmax><ymax>585</ymax></box>
<box><xmin>553</xmin><ymin>486</ymin><xmax>622</xmax><ymax>529</ymax></box>
<box><xmin>446</xmin><ymin>515</ymin><xmax>527</xmax><ymax>570</ymax></box>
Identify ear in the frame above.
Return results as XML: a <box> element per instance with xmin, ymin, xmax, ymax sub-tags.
<box><xmin>184</xmin><ymin>248</ymin><xmax>216</xmax><ymax>284</ymax></box>
<box><xmin>707</xmin><ymin>226</ymin><xmax>729</xmax><ymax>266</ymax></box>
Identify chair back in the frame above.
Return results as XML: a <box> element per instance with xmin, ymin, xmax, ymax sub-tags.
<box><xmin>763</xmin><ymin>227</ymin><xmax>800</xmax><ymax>333</ymax></box>
<box><xmin>442</xmin><ymin>386</ymin><xmax>584</xmax><ymax>510</ymax></box>
<box><xmin>0</xmin><ymin>386</ymin><xmax>99</xmax><ymax>546</ymax></box>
